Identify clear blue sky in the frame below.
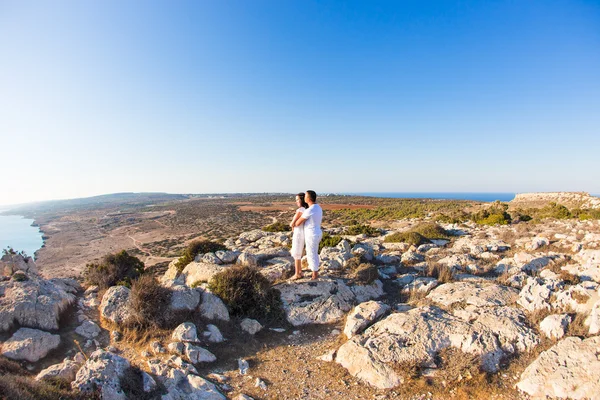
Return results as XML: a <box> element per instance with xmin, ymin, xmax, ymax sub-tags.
<box><xmin>1</xmin><ymin>0</ymin><xmax>599</xmax><ymax>205</ymax></box>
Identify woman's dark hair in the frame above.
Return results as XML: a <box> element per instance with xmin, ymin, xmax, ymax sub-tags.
<box><xmin>296</xmin><ymin>193</ymin><xmax>309</xmax><ymax>209</ymax></box>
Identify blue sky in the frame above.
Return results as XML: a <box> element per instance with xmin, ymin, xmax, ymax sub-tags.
<box><xmin>1</xmin><ymin>1</ymin><xmax>599</xmax><ymax>205</ymax></box>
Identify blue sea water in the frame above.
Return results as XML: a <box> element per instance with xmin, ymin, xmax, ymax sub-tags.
<box><xmin>345</xmin><ymin>192</ymin><xmax>516</xmax><ymax>202</ymax></box>
<box><xmin>0</xmin><ymin>213</ymin><xmax>44</xmax><ymax>259</ymax></box>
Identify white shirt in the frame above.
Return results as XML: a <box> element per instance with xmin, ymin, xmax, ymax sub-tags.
<box><xmin>301</xmin><ymin>204</ymin><xmax>323</xmax><ymax>234</ymax></box>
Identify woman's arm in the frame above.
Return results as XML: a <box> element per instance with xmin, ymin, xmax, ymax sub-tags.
<box><xmin>290</xmin><ymin>210</ymin><xmax>303</xmax><ymax>227</ymax></box>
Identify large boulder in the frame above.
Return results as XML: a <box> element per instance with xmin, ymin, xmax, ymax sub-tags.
<box><xmin>0</xmin><ymin>252</ymin><xmax>38</xmax><ymax>276</ymax></box>
<box><xmin>517</xmin><ymin>336</ymin><xmax>600</xmax><ymax>399</ymax></box>
<box><xmin>170</xmin><ymin>285</ymin><xmax>201</xmax><ymax>311</ymax></box>
<box><xmin>199</xmin><ymin>290</ymin><xmax>230</xmax><ymax>321</ymax></box>
<box><xmin>1</xmin><ymin>327</ymin><xmax>61</xmax><ymax>362</ymax></box>
<box><xmin>336</xmin><ymin>305</ymin><xmax>538</xmax><ymax>389</ymax></box>
<box><xmin>181</xmin><ymin>262</ymin><xmax>224</xmax><ymax>286</ymax></box>
<box><xmin>71</xmin><ymin>350</ymin><xmax>130</xmax><ymax>399</ymax></box>
<box><xmin>276</xmin><ymin>278</ymin><xmax>356</xmax><ymax>326</ymax></box>
<box><xmin>75</xmin><ymin>320</ymin><xmax>101</xmax><ymax>339</ymax></box>
<box><xmin>99</xmin><ymin>286</ymin><xmax>132</xmax><ymax>325</ymax></box>
<box><xmin>0</xmin><ymin>276</ymin><xmax>77</xmax><ymax>331</ymax></box>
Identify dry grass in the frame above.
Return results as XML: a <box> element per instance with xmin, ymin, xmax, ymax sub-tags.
<box><xmin>526</xmin><ymin>308</ymin><xmax>554</xmax><ymax>328</ymax></box>
<box><xmin>566</xmin><ymin>313</ymin><xmax>591</xmax><ymax>338</ymax></box>
<box><xmin>570</xmin><ymin>291</ymin><xmax>590</xmax><ymax>304</ymax></box>
<box><xmin>127</xmin><ymin>274</ymin><xmax>173</xmax><ymax>330</ymax></box>
<box><xmin>349</xmin><ymin>263</ymin><xmax>379</xmax><ymax>284</ymax></box>
<box><xmin>425</xmin><ymin>263</ymin><xmax>454</xmax><ymax>283</ymax></box>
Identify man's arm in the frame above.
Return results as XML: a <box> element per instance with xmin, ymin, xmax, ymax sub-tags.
<box><xmin>294</xmin><ymin>217</ymin><xmax>307</xmax><ymax>227</ymax></box>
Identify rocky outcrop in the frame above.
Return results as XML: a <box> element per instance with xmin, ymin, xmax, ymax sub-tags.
<box><xmin>71</xmin><ymin>350</ymin><xmax>131</xmax><ymax>399</ymax></box>
<box><xmin>517</xmin><ymin>336</ymin><xmax>600</xmax><ymax>399</ymax></box>
<box><xmin>199</xmin><ymin>289</ymin><xmax>230</xmax><ymax>321</ymax></box>
<box><xmin>336</xmin><ymin>305</ymin><xmax>539</xmax><ymax>389</ymax></box>
<box><xmin>99</xmin><ymin>286</ymin><xmax>132</xmax><ymax>325</ymax></box>
<box><xmin>1</xmin><ymin>327</ymin><xmax>61</xmax><ymax>362</ymax></box>
<box><xmin>427</xmin><ymin>282</ymin><xmax>518</xmax><ymax>308</ymax></box>
<box><xmin>344</xmin><ymin>301</ymin><xmax>390</xmax><ymax>339</ymax></box>
<box><xmin>511</xmin><ymin>192</ymin><xmax>600</xmax><ymax>209</ymax></box>
<box><xmin>0</xmin><ymin>275</ymin><xmax>78</xmax><ymax>331</ymax></box>
<box><xmin>36</xmin><ymin>353</ymin><xmax>85</xmax><ymax>383</ymax></box>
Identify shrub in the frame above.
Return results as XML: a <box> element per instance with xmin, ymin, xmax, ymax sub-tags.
<box><xmin>471</xmin><ymin>202</ymin><xmax>512</xmax><ymax>226</ymax></box>
<box><xmin>174</xmin><ymin>240</ymin><xmax>227</xmax><ymax>273</ymax></box>
<box><xmin>208</xmin><ymin>265</ymin><xmax>283</xmax><ymax>319</ymax></box>
<box><xmin>319</xmin><ymin>233</ymin><xmax>343</xmax><ymax>252</ymax></box>
<box><xmin>350</xmin><ymin>263</ymin><xmax>379</xmax><ymax>284</ymax></box>
<box><xmin>536</xmin><ymin>202</ymin><xmax>572</xmax><ymax>220</ymax></box>
<box><xmin>384</xmin><ymin>231</ymin><xmax>431</xmax><ymax>246</ymax></box>
<box><xmin>425</xmin><ymin>263</ymin><xmax>454</xmax><ymax>283</ymax></box>
<box><xmin>344</xmin><ymin>224</ymin><xmax>379</xmax><ymax>237</ymax></box>
<box><xmin>572</xmin><ymin>208</ymin><xmax>600</xmax><ymax>220</ymax></box>
<box><xmin>84</xmin><ymin>250</ymin><xmax>145</xmax><ymax>289</ymax></box>
<box><xmin>262</xmin><ymin>221</ymin><xmax>291</xmax><ymax>232</ymax></box>
<box><xmin>12</xmin><ymin>272</ymin><xmax>28</xmax><ymax>282</ymax></box>
<box><xmin>126</xmin><ymin>274</ymin><xmax>172</xmax><ymax>329</ymax></box>
<box><xmin>411</xmin><ymin>223</ymin><xmax>450</xmax><ymax>239</ymax></box>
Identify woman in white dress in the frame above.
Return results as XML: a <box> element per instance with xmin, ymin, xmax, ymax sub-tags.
<box><xmin>289</xmin><ymin>193</ymin><xmax>308</xmax><ymax>279</ymax></box>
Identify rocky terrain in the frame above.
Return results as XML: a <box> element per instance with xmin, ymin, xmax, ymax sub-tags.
<box><xmin>1</xmin><ymin>209</ymin><xmax>600</xmax><ymax>399</ymax></box>
<box><xmin>511</xmin><ymin>192</ymin><xmax>600</xmax><ymax>210</ymax></box>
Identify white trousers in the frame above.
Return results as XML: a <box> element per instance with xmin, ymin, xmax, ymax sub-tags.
<box><xmin>305</xmin><ymin>231</ymin><xmax>323</xmax><ymax>272</ymax></box>
<box><xmin>290</xmin><ymin>226</ymin><xmax>305</xmax><ymax>260</ymax></box>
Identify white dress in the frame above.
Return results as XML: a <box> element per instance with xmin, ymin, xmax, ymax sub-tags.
<box><xmin>290</xmin><ymin>207</ymin><xmax>306</xmax><ymax>260</ymax></box>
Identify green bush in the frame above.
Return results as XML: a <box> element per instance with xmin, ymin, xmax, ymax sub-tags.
<box><xmin>84</xmin><ymin>250</ymin><xmax>145</xmax><ymax>289</ymax></box>
<box><xmin>344</xmin><ymin>224</ymin><xmax>379</xmax><ymax>237</ymax></box>
<box><xmin>573</xmin><ymin>208</ymin><xmax>600</xmax><ymax>220</ymax></box>
<box><xmin>208</xmin><ymin>265</ymin><xmax>282</xmax><ymax>320</ymax></box>
<box><xmin>12</xmin><ymin>272</ymin><xmax>28</xmax><ymax>282</ymax></box>
<box><xmin>319</xmin><ymin>233</ymin><xmax>343</xmax><ymax>252</ymax></box>
<box><xmin>471</xmin><ymin>202</ymin><xmax>512</xmax><ymax>226</ymax></box>
<box><xmin>126</xmin><ymin>274</ymin><xmax>172</xmax><ymax>329</ymax></box>
<box><xmin>411</xmin><ymin>222</ymin><xmax>450</xmax><ymax>239</ymax></box>
<box><xmin>384</xmin><ymin>231</ymin><xmax>431</xmax><ymax>246</ymax></box>
<box><xmin>262</xmin><ymin>221</ymin><xmax>291</xmax><ymax>232</ymax></box>
<box><xmin>536</xmin><ymin>202</ymin><xmax>572</xmax><ymax>220</ymax></box>
<box><xmin>175</xmin><ymin>240</ymin><xmax>228</xmax><ymax>273</ymax></box>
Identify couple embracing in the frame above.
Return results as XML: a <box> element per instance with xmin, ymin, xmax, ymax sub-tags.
<box><xmin>289</xmin><ymin>190</ymin><xmax>323</xmax><ymax>280</ymax></box>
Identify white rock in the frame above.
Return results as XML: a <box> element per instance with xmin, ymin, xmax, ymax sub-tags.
<box><xmin>184</xmin><ymin>342</ymin><xmax>217</xmax><ymax>363</ymax></box>
<box><xmin>427</xmin><ymin>282</ymin><xmax>518</xmax><ymax>308</ymax></box>
<box><xmin>99</xmin><ymin>286</ymin><xmax>132</xmax><ymax>325</ymax></box>
<box><xmin>539</xmin><ymin>314</ymin><xmax>571</xmax><ymax>340</ymax></box>
<box><xmin>170</xmin><ymin>285</ymin><xmax>201</xmax><ymax>311</ymax></box>
<box><xmin>351</xmin><ymin>279</ymin><xmax>385</xmax><ymax>303</ymax></box>
<box><xmin>588</xmin><ymin>299</ymin><xmax>600</xmax><ymax>335</ymax></box>
<box><xmin>238</xmin><ymin>358</ymin><xmax>249</xmax><ymax>375</ymax></box>
<box><xmin>199</xmin><ymin>290</ymin><xmax>230</xmax><ymax>321</ymax></box>
<box><xmin>204</xmin><ymin>324</ymin><xmax>224</xmax><ymax>343</ymax></box>
<box><xmin>344</xmin><ymin>301</ymin><xmax>390</xmax><ymax>339</ymax></box>
<box><xmin>181</xmin><ymin>262</ymin><xmax>224</xmax><ymax>286</ymax></box>
<box><xmin>71</xmin><ymin>349</ymin><xmax>130</xmax><ymax>399</ymax></box>
<box><xmin>215</xmin><ymin>250</ymin><xmax>240</xmax><ymax>264</ymax></box>
<box><xmin>36</xmin><ymin>355</ymin><xmax>83</xmax><ymax>383</ymax></box>
<box><xmin>517</xmin><ymin>336</ymin><xmax>600</xmax><ymax>399</ymax></box>
<box><xmin>240</xmin><ymin>318</ymin><xmax>262</xmax><ymax>335</ymax></box>
<box><xmin>317</xmin><ymin>348</ymin><xmax>337</xmax><ymax>362</ymax></box>
<box><xmin>172</xmin><ymin>322</ymin><xmax>199</xmax><ymax>342</ymax></box>
<box><xmin>1</xmin><ymin>327</ymin><xmax>61</xmax><ymax>362</ymax></box>
<box><xmin>75</xmin><ymin>320</ymin><xmax>101</xmax><ymax>339</ymax></box>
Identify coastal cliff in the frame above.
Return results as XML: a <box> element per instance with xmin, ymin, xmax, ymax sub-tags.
<box><xmin>511</xmin><ymin>191</ymin><xmax>600</xmax><ymax>209</ymax></box>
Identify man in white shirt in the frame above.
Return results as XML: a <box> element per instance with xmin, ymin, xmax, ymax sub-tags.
<box><xmin>294</xmin><ymin>190</ymin><xmax>323</xmax><ymax>279</ymax></box>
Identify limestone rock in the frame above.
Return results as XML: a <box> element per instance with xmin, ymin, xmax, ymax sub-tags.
<box><xmin>241</xmin><ymin>318</ymin><xmax>263</xmax><ymax>335</ymax></box>
<box><xmin>157</xmin><ymin>365</ymin><xmax>225</xmax><ymax>400</ymax></box>
<box><xmin>517</xmin><ymin>336</ymin><xmax>600</xmax><ymax>399</ymax></box>
<box><xmin>277</xmin><ymin>278</ymin><xmax>355</xmax><ymax>326</ymax></box>
<box><xmin>204</xmin><ymin>324</ymin><xmax>224</xmax><ymax>343</ymax></box>
<box><xmin>427</xmin><ymin>282</ymin><xmax>518</xmax><ymax>308</ymax></box>
<box><xmin>336</xmin><ymin>305</ymin><xmax>536</xmax><ymax>389</ymax></box>
<box><xmin>36</xmin><ymin>355</ymin><xmax>83</xmax><ymax>383</ymax></box>
<box><xmin>215</xmin><ymin>250</ymin><xmax>240</xmax><ymax>264</ymax></box>
<box><xmin>181</xmin><ymin>262</ymin><xmax>224</xmax><ymax>286</ymax></box>
<box><xmin>344</xmin><ymin>301</ymin><xmax>390</xmax><ymax>339</ymax></box>
<box><xmin>0</xmin><ymin>252</ymin><xmax>38</xmax><ymax>276</ymax></box>
<box><xmin>202</xmin><ymin>253</ymin><xmax>222</xmax><ymax>265</ymax></box>
<box><xmin>75</xmin><ymin>320</ymin><xmax>101</xmax><ymax>339</ymax></box>
<box><xmin>99</xmin><ymin>286</ymin><xmax>132</xmax><ymax>325</ymax></box>
<box><xmin>172</xmin><ymin>322</ymin><xmax>199</xmax><ymax>342</ymax></box>
<box><xmin>170</xmin><ymin>285</ymin><xmax>201</xmax><ymax>311</ymax></box>
<box><xmin>539</xmin><ymin>314</ymin><xmax>571</xmax><ymax>340</ymax></box>
<box><xmin>199</xmin><ymin>290</ymin><xmax>230</xmax><ymax>321</ymax></box>
<box><xmin>350</xmin><ymin>279</ymin><xmax>385</xmax><ymax>303</ymax></box>
<box><xmin>71</xmin><ymin>349</ymin><xmax>130</xmax><ymax>399</ymax></box>
<box><xmin>1</xmin><ymin>327</ymin><xmax>61</xmax><ymax>362</ymax></box>
<box><xmin>184</xmin><ymin>342</ymin><xmax>217</xmax><ymax>363</ymax></box>
<box><xmin>0</xmin><ymin>276</ymin><xmax>77</xmax><ymax>331</ymax></box>
<box><xmin>517</xmin><ymin>277</ymin><xmax>561</xmax><ymax>312</ymax></box>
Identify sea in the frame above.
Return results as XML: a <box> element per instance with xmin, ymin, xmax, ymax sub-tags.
<box><xmin>344</xmin><ymin>192</ymin><xmax>516</xmax><ymax>202</ymax></box>
<box><xmin>0</xmin><ymin>211</ymin><xmax>44</xmax><ymax>259</ymax></box>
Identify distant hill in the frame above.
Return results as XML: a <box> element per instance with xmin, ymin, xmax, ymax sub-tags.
<box><xmin>510</xmin><ymin>192</ymin><xmax>600</xmax><ymax>209</ymax></box>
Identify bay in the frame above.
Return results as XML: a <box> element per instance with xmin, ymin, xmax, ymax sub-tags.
<box><xmin>0</xmin><ymin>212</ymin><xmax>44</xmax><ymax>259</ymax></box>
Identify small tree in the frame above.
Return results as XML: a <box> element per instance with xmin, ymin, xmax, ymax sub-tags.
<box><xmin>84</xmin><ymin>250</ymin><xmax>145</xmax><ymax>289</ymax></box>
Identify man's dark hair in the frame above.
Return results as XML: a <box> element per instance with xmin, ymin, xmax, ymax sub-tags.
<box><xmin>306</xmin><ymin>190</ymin><xmax>317</xmax><ymax>203</ymax></box>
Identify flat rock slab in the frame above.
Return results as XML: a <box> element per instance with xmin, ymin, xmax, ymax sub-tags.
<box><xmin>517</xmin><ymin>336</ymin><xmax>600</xmax><ymax>399</ymax></box>
<box><xmin>1</xmin><ymin>327</ymin><xmax>61</xmax><ymax>362</ymax></box>
<box><xmin>276</xmin><ymin>278</ymin><xmax>356</xmax><ymax>326</ymax></box>
<box><xmin>427</xmin><ymin>281</ymin><xmax>518</xmax><ymax>308</ymax></box>
<box><xmin>336</xmin><ymin>305</ymin><xmax>539</xmax><ymax>389</ymax></box>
